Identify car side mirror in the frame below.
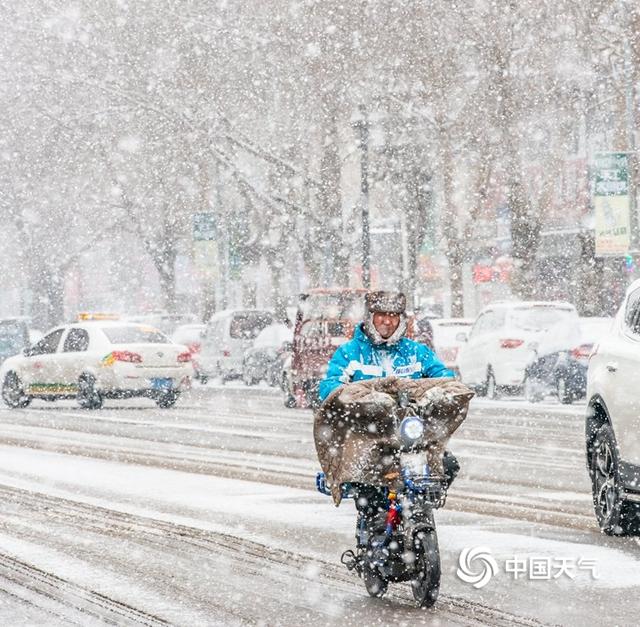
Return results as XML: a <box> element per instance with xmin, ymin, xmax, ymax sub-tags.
<box><xmin>455</xmin><ymin>332</ymin><xmax>468</xmax><ymax>342</ymax></box>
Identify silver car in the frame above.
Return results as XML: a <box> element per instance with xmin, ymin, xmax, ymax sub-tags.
<box><xmin>199</xmin><ymin>309</ymin><xmax>274</xmax><ymax>382</ymax></box>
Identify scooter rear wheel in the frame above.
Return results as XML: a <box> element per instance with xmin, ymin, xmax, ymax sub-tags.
<box><xmin>411</xmin><ymin>530</ymin><xmax>441</xmax><ymax>607</ymax></box>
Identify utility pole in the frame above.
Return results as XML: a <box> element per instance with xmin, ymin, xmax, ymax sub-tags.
<box><xmin>624</xmin><ymin>15</ymin><xmax>639</xmax><ymax>253</ymax></box>
<box><xmin>352</xmin><ymin>105</ymin><xmax>371</xmax><ymax>288</ymax></box>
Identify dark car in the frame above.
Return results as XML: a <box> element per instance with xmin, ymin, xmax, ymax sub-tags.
<box><xmin>242</xmin><ymin>323</ymin><xmax>293</xmax><ymax>387</ymax></box>
<box><xmin>414</xmin><ymin>315</ymin><xmax>435</xmax><ymax>350</ymax></box>
<box><xmin>523</xmin><ymin>317</ymin><xmax>612</xmax><ymax>404</ymax></box>
<box><xmin>0</xmin><ymin>318</ymin><xmax>30</xmax><ymax>364</ymax></box>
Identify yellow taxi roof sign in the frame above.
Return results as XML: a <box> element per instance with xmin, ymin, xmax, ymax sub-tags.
<box><xmin>77</xmin><ymin>312</ymin><xmax>120</xmax><ymax>321</ymax></box>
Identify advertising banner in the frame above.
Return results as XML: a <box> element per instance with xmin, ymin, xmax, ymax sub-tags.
<box><xmin>593</xmin><ymin>152</ymin><xmax>631</xmax><ymax>256</ymax></box>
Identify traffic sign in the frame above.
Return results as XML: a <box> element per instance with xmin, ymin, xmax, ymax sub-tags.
<box><xmin>193</xmin><ymin>212</ymin><xmax>216</xmax><ymax>241</ymax></box>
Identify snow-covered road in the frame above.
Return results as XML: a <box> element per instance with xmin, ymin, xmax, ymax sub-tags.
<box><xmin>0</xmin><ymin>387</ymin><xmax>637</xmax><ymax>625</ymax></box>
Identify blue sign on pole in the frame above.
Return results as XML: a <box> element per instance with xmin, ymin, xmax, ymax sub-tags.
<box><xmin>193</xmin><ymin>212</ymin><xmax>217</xmax><ymax>241</ymax></box>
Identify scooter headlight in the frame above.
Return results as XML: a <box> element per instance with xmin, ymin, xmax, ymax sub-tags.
<box><xmin>399</xmin><ymin>415</ymin><xmax>424</xmax><ymax>444</ymax></box>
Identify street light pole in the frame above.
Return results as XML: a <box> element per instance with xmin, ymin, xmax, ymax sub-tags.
<box><xmin>624</xmin><ymin>22</ymin><xmax>639</xmax><ymax>253</ymax></box>
<box><xmin>354</xmin><ymin>104</ymin><xmax>371</xmax><ymax>288</ymax></box>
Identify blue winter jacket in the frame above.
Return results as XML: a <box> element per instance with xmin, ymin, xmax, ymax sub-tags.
<box><xmin>318</xmin><ymin>323</ymin><xmax>454</xmax><ymax>401</ymax></box>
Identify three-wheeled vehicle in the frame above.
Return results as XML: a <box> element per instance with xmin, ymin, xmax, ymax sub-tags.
<box><xmin>286</xmin><ymin>288</ymin><xmax>367</xmax><ymax>408</ymax></box>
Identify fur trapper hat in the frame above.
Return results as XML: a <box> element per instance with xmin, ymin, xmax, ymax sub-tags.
<box><xmin>363</xmin><ymin>290</ymin><xmax>408</xmax><ymax>346</ymax></box>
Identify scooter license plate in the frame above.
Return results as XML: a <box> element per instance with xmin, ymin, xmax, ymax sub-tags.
<box><xmin>151</xmin><ymin>378</ymin><xmax>173</xmax><ymax>391</ymax></box>
<box><xmin>401</xmin><ymin>453</ymin><xmax>428</xmax><ymax>475</ymax></box>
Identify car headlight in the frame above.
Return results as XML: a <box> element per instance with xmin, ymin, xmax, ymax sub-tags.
<box><xmin>399</xmin><ymin>415</ymin><xmax>424</xmax><ymax>445</ymax></box>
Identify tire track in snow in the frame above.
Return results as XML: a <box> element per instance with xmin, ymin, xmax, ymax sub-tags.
<box><xmin>0</xmin><ymin>427</ymin><xmax>598</xmax><ymax>532</ymax></box>
<box><xmin>0</xmin><ymin>393</ymin><xmax>596</xmax><ymax>532</ymax></box>
<box><xmin>0</xmin><ymin>483</ymin><xmax>554</xmax><ymax>627</ymax></box>
<box><xmin>0</xmin><ymin>553</ymin><xmax>168</xmax><ymax>626</ymax></box>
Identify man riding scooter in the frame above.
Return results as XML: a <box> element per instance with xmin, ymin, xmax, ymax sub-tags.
<box><xmin>318</xmin><ymin>290</ymin><xmax>460</xmax><ymax>514</ymax></box>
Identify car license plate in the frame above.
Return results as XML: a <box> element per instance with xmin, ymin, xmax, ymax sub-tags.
<box><xmin>151</xmin><ymin>378</ymin><xmax>173</xmax><ymax>391</ymax></box>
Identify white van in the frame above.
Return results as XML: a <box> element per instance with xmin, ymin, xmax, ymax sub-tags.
<box><xmin>199</xmin><ymin>309</ymin><xmax>274</xmax><ymax>382</ymax></box>
<box><xmin>457</xmin><ymin>301</ymin><xmax>578</xmax><ymax>398</ymax></box>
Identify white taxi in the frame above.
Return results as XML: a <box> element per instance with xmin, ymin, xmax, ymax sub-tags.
<box><xmin>0</xmin><ymin>316</ymin><xmax>193</xmax><ymax>409</ymax></box>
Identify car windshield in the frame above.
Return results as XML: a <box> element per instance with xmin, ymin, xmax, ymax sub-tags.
<box><xmin>253</xmin><ymin>324</ymin><xmax>293</xmax><ymax>348</ymax></box>
<box><xmin>433</xmin><ymin>322</ymin><xmax>473</xmax><ymax>345</ymax></box>
<box><xmin>102</xmin><ymin>326</ymin><xmax>169</xmax><ymax>344</ymax></box>
<box><xmin>579</xmin><ymin>319</ymin><xmax>612</xmax><ymax>344</ymax></box>
<box><xmin>229</xmin><ymin>313</ymin><xmax>274</xmax><ymax>340</ymax></box>
<box><xmin>510</xmin><ymin>307</ymin><xmax>575</xmax><ymax>332</ymax></box>
<box><xmin>299</xmin><ymin>292</ymin><xmax>365</xmax><ymax>322</ymax></box>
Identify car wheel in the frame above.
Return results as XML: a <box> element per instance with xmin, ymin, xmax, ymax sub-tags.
<box><xmin>242</xmin><ymin>369</ymin><xmax>257</xmax><ymax>386</ymax></box>
<box><xmin>557</xmin><ymin>376</ymin><xmax>572</xmax><ymax>404</ymax></box>
<box><xmin>156</xmin><ymin>391</ymin><xmax>179</xmax><ymax>408</ymax></box>
<box><xmin>485</xmin><ymin>369</ymin><xmax>499</xmax><ymax>400</ymax></box>
<box><xmin>282</xmin><ymin>373</ymin><xmax>296</xmax><ymax>407</ymax></box>
<box><xmin>589</xmin><ymin>422</ymin><xmax>640</xmax><ymax>535</ymax></box>
<box><xmin>216</xmin><ymin>363</ymin><xmax>228</xmax><ymax>385</ymax></box>
<box><xmin>303</xmin><ymin>380</ymin><xmax>321</xmax><ymax>409</ymax></box>
<box><xmin>523</xmin><ymin>376</ymin><xmax>542</xmax><ymax>403</ymax></box>
<box><xmin>2</xmin><ymin>372</ymin><xmax>31</xmax><ymax>408</ymax></box>
<box><xmin>77</xmin><ymin>375</ymin><xmax>103</xmax><ymax>410</ymax></box>
<box><xmin>199</xmin><ymin>375</ymin><xmax>209</xmax><ymax>385</ymax></box>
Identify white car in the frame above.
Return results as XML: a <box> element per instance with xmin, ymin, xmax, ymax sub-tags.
<box><xmin>457</xmin><ymin>301</ymin><xmax>578</xmax><ymax>398</ymax></box>
<box><xmin>586</xmin><ymin>280</ymin><xmax>640</xmax><ymax>535</ymax></box>
<box><xmin>431</xmin><ymin>318</ymin><xmax>474</xmax><ymax>374</ymax></box>
<box><xmin>172</xmin><ymin>323</ymin><xmax>207</xmax><ymax>379</ymax></box>
<box><xmin>0</xmin><ymin>321</ymin><xmax>193</xmax><ymax>409</ymax></box>
<box><xmin>199</xmin><ymin>309</ymin><xmax>274</xmax><ymax>382</ymax></box>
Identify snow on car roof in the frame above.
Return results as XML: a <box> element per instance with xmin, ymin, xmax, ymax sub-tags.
<box><xmin>488</xmin><ymin>300</ymin><xmax>575</xmax><ymax>310</ymax></box>
<box><xmin>431</xmin><ymin>318</ymin><xmax>474</xmax><ymax>327</ymax></box>
<box><xmin>208</xmin><ymin>308</ymin><xmax>273</xmax><ymax>320</ymax></box>
<box><xmin>75</xmin><ymin>320</ymin><xmax>163</xmax><ymax>331</ymax></box>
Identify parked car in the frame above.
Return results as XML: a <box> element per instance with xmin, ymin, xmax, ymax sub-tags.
<box><xmin>199</xmin><ymin>309</ymin><xmax>274</xmax><ymax>382</ymax></box>
<box><xmin>0</xmin><ymin>318</ymin><xmax>30</xmax><ymax>365</ymax></box>
<box><xmin>289</xmin><ymin>288</ymin><xmax>367</xmax><ymax>408</ymax></box>
<box><xmin>457</xmin><ymin>301</ymin><xmax>578</xmax><ymax>398</ymax></box>
<box><xmin>0</xmin><ymin>320</ymin><xmax>193</xmax><ymax>409</ymax></box>
<box><xmin>586</xmin><ymin>280</ymin><xmax>640</xmax><ymax>535</ymax></box>
<box><xmin>242</xmin><ymin>323</ymin><xmax>293</xmax><ymax>387</ymax></box>
<box><xmin>431</xmin><ymin>318</ymin><xmax>474</xmax><ymax>374</ymax></box>
<box><xmin>172</xmin><ymin>323</ymin><xmax>207</xmax><ymax>379</ymax></box>
<box><xmin>523</xmin><ymin>317</ymin><xmax>613</xmax><ymax>404</ymax></box>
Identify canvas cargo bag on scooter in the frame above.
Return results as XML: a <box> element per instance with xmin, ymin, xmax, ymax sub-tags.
<box><xmin>314</xmin><ymin>376</ymin><xmax>474</xmax><ymax>505</ymax></box>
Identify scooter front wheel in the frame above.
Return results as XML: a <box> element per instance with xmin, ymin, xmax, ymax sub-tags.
<box><xmin>363</xmin><ymin>561</ymin><xmax>388</xmax><ymax>598</ymax></box>
<box><xmin>411</xmin><ymin>530</ymin><xmax>441</xmax><ymax>607</ymax></box>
